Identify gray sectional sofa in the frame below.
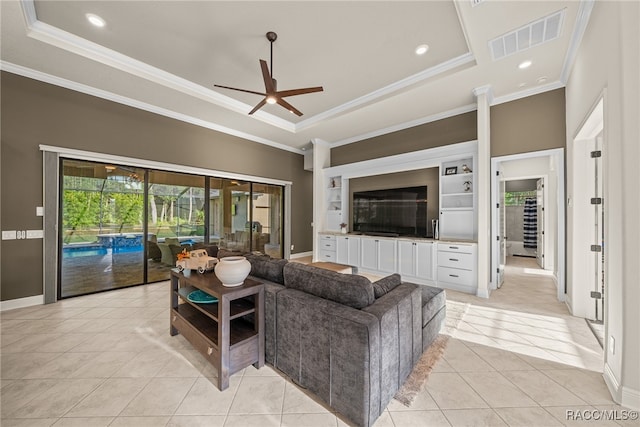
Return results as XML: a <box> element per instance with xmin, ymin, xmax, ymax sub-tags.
<box><xmin>234</xmin><ymin>253</ymin><xmax>446</xmax><ymax>427</ymax></box>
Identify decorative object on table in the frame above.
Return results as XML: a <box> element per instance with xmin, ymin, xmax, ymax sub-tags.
<box><xmin>187</xmin><ymin>289</ymin><xmax>218</xmax><ymax>304</ymax></box>
<box><xmin>463</xmin><ymin>181</ymin><xmax>472</xmax><ymax>192</ymax></box>
<box><xmin>214</xmin><ymin>256</ymin><xmax>251</xmax><ymax>287</ymax></box>
<box><xmin>461</xmin><ymin>164</ymin><xmax>472</xmax><ymax>173</ymax></box>
<box><xmin>445</xmin><ymin>166</ymin><xmax>457</xmax><ymax>175</ymax></box>
<box><xmin>176</xmin><ymin>249</ymin><xmax>218</xmax><ymax>274</ymax></box>
<box><xmin>340</xmin><ymin>223</ymin><xmax>348</xmax><ymax>234</ymax></box>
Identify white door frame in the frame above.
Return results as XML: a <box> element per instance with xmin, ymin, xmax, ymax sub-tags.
<box><xmin>490</xmin><ymin>148</ymin><xmax>565</xmax><ymax>302</ymax></box>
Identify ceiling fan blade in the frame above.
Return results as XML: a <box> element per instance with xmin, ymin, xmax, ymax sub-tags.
<box><xmin>276</xmin><ymin>87</ymin><xmax>324</xmax><ymax>98</ymax></box>
<box><xmin>248</xmin><ymin>98</ymin><xmax>267</xmax><ymax>115</ymax></box>
<box><xmin>214</xmin><ymin>85</ymin><xmax>266</xmax><ymax>97</ymax></box>
<box><xmin>259</xmin><ymin>60</ymin><xmax>276</xmax><ymax>93</ymax></box>
<box><xmin>276</xmin><ymin>97</ymin><xmax>303</xmax><ymax>117</ymax></box>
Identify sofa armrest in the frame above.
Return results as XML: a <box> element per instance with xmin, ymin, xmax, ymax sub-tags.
<box><xmin>361</xmin><ymin>282</ymin><xmax>422</xmax><ymax>406</ymax></box>
<box><xmin>275</xmin><ymin>288</ymin><xmax>381</xmax><ymax>427</ymax></box>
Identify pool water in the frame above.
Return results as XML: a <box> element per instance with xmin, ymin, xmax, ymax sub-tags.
<box><xmin>63</xmin><ymin>245</ymin><xmax>143</xmax><ymax>258</ymax></box>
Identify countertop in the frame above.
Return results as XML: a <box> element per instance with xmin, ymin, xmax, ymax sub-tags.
<box><xmin>319</xmin><ymin>231</ymin><xmax>477</xmax><ymax>245</ymax></box>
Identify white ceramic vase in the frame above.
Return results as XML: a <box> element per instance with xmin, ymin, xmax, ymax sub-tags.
<box><xmin>214</xmin><ymin>256</ymin><xmax>251</xmax><ymax>287</ymax></box>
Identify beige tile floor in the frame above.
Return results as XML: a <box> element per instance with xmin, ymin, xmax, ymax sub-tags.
<box><xmin>1</xmin><ymin>257</ymin><xmax>635</xmax><ymax>426</ymax></box>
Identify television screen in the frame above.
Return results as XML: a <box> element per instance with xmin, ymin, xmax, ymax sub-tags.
<box><xmin>352</xmin><ymin>186</ymin><xmax>427</xmax><ymax>237</ymax></box>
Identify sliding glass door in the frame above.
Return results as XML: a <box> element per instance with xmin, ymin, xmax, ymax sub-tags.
<box><xmin>60</xmin><ymin>160</ymin><xmax>146</xmax><ymax>298</ymax></box>
<box><xmin>59</xmin><ymin>159</ymin><xmax>283</xmax><ymax>298</ymax></box>
<box><xmin>147</xmin><ymin>170</ymin><xmax>205</xmax><ymax>282</ymax></box>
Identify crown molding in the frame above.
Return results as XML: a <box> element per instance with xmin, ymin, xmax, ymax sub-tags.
<box><xmin>296</xmin><ymin>52</ymin><xmax>475</xmax><ymax>132</ymax></box>
<box><xmin>491</xmin><ymin>80</ymin><xmax>564</xmax><ymax>106</ymax></box>
<box><xmin>331</xmin><ymin>103</ymin><xmax>477</xmax><ymax>147</ymax></box>
<box><xmin>2</xmin><ymin>61</ymin><xmax>304</xmax><ymax>155</ymax></box>
<box><xmin>560</xmin><ymin>0</ymin><xmax>595</xmax><ymax>84</ymax></box>
<box><xmin>19</xmin><ymin>0</ymin><xmax>296</xmax><ymax>133</ymax></box>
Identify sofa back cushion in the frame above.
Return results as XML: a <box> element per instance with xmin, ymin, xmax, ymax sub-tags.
<box><xmin>283</xmin><ymin>263</ymin><xmax>374</xmax><ymax>309</ymax></box>
<box><xmin>245</xmin><ymin>254</ymin><xmax>288</xmax><ymax>285</ymax></box>
<box><xmin>372</xmin><ymin>273</ymin><xmax>402</xmax><ymax>298</ymax></box>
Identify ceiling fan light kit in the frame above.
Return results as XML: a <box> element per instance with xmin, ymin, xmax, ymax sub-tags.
<box><xmin>214</xmin><ymin>31</ymin><xmax>323</xmax><ymax>116</ymax></box>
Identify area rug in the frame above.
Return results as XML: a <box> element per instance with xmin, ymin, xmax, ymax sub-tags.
<box><xmin>393</xmin><ymin>334</ymin><xmax>450</xmax><ymax>407</ymax></box>
<box><xmin>393</xmin><ymin>299</ymin><xmax>470</xmax><ymax>407</ymax></box>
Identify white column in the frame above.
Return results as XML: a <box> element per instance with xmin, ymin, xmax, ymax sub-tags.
<box><xmin>311</xmin><ymin>139</ymin><xmax>331</xmax><ymax>261</ymax></box>
<box><xmin>473</xmin><ymin>85</ymin><xmax>493</xmax><ymax>298</ymax></box>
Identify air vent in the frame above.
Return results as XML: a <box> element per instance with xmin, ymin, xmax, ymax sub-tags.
<box><xmin>489</xmin><ymin>9</ymin><xmax>565</xmax><ymax>61</ymax></box>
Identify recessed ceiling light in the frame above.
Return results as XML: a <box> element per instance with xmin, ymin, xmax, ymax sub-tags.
<box><xmin>518</xmin><ymin>60</ymin><xmax>532</xmax><ymax>69</ymax></box>
<box><xmin>537</xmin><ymin>76</ymin><xmax>548</xmax><ymax>84</ymax></box>
<box><xmin>86</xmin><ymin>13</ymin><xmax>106</xmax><ymax>28</ymax></box>
<box><xmin>415</xmin><ymin>44</ymin><xmax>429</xmax><ymax>55</ymax></box>
<box><xmin>266</xmin><ymin>96</ymin><xmax>277</xmax><ymax>105</ymax></box>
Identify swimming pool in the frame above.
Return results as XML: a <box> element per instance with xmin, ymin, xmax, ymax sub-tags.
<box><xmin>62</xmin><ymin>245</ymin><xmax>143</xmax><ymax>258</ymax></box>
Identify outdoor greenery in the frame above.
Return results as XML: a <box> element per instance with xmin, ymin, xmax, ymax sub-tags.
<box><xmin>63</xmin><ymin>175</ymin><xmax>205</xmax><ymax>244</ymax></box>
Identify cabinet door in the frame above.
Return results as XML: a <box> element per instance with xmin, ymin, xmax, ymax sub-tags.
<box><xmin>415</xmin><ymin>242</ymin><xmax>433</xmax><ymax>280</ymax></box>
<box><xmin>398</xmin><ymin>241</ymin><xmax>416</xmax><ymax>277</ymax></box>
<box><xmin>348</xmin><ymin>237</ymin><xmax>361</xmax><ymax>267</ymax></box>
<box><xmin>440</xmin><ymin>209</ymin><xmax>474</xmax><ymax>240</ymax></box>
<box><xmin>377</xmin><ymin>239</ymin><xmax>397</xmax><ymax>273</ymax></box>
<box><xmin>360</xmin><ymin>238</ymin><xmax>378</xmax><ymax>271</ymax></box>
<box><xmin>336</xmin><ymin>236</ymin><xmax>349</xmax><ymax>265</ymax></box>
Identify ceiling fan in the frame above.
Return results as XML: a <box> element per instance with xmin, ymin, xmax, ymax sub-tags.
<box><xmin>214</xmin><ymin>31</ymin><xmax>323</xmax><ymax>116</ymax></box>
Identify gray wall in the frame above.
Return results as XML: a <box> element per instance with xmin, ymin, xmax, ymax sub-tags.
<box><xmin>331</xmin><ymin>111</ymin><xmax>477</xmax><ymax>166</ymax></box>
<box><xmin>491</xmin><ymin>88</ymin><xmax>566</xmax><ymax>157</ymax></box>
<box><xmin>1</xmin><ymin>72</ymin><xmax>312</xmax><ymax>302</ymax></box>
<box><xmin>349</xmin><ymin>168</ymin><xmax>439</xmax><ymax>237</ymax></box>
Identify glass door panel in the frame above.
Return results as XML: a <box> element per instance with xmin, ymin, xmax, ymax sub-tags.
<box><xmin>252</xmin><ymin>183</ymin><xmax>284</xmax><ymax>258</ymax></box>
<box><xmin>60</xmin><ymin>160</ymin><xmax>145</xmax><ymax>297</ymax></box>
<box><xmin>148</xmin><ymin>170</ymin><xmax>205</xmax><ymax>281</ymax></box>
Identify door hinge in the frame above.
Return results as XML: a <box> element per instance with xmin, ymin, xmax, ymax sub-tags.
<box><xmin>591</xmin><ymin>198</ymin><xmax>603</xmax><ymax>205</ymax></box>
<box><xmin>496</xmin><ymin>203</ymin><xmax>500</xmax><ymax>208</ymax></box>
<box><xmin>497</xmin><ymin>268</ymin><xmax>500</xmax><ymax>274</ymax></box>
<box><xmin>496</xmin><ymin>236</ymin><xmax>500</xmax><ymax>241</ymax></box>
<box><xmin>590</xmin><ymin>291</ymin><xmax>602</xmax><ymax>299</ymax></box>
<box><xmin>590</xmin><ymin>245</ymin><xmax>602</xmax><ymax>252</ymax></box>
<box><xmin>591</xmin><ymin>150</ymin><xmax>602</xmax><ymax>158</ymax></box>
<box><xmin>496</xmin><ymin>171</ymin><xmax>500</xmax><ymax>176</ymax></box>
<box><xmin>542</xmin><ymin>231</ymin><xmax>544</xmax><ymax>235</ymax></box>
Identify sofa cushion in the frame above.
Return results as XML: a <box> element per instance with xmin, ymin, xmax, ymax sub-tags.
<box><xmin>372</xmin><ymin>274</ymin><xmax>402</xmax><ymax>298</ymax></box>
<box><xmin>192</xmin><ymin>243</ymin><xmax>218</xmax><ymax>257</ymax></box>
<box><xmin>421</xmin><ymin>286</ymin><xmax>446</xmax><ymax>327</ymax></box>
<box><xmin>217</xmin><ymin>247</ymin><xmax>245</xmax><ymax>259</ymax></box>
<box><xmin>245</xmin><ymin>254</ymin><xmax>288</xmax><ymax>285</ymax></box>
<box><xmin>283</xmin><ymin>263</ymin><xmax>374</xmax><ymax>309</ymax></box>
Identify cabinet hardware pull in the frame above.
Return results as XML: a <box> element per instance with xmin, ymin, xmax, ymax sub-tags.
<box><xmin>449</xmin><ymin>274</ymin><xmax>459</xmax><ymax>278</ymax></box>
<box><xmin>207</xmin><ymin>347</ymin><xmax>213</xmax><ymax>355</ymax></box>
<box><xmin>449</xmin><ymin>246</ymin><xmax>459</xmax><ymax>249</ymax></box>
<box><xmin>449</xmin><ymin>258</ymin><xmax>459</xmax><ymax>261</ymax></box>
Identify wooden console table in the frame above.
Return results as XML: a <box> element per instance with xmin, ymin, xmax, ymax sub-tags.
<box><xmin>170</xmin><ymin>269</ymin><xmax>264</xmax><ymax>390</ymax></box>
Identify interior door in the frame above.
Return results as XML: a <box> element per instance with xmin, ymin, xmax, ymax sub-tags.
<box><xmin>498</xmin><ymin>174</ymin><xmax>506</xmax><ymax>287</ymax></box>
<box><xmin>536</xmin><ymin>178</ymin><xmax>544</xmax><ymax>268</ymax></box>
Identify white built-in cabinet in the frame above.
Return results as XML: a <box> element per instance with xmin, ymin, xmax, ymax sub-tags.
<box><xmin>398</xmin><ymin>240</ymin><xmax>435</xmax><ymax>281</ymax></box>
<box><xmin>439</xmin><ymin>157</ymin><xmax>476</xmax><ymax>240</ymax></box>
<box><xmin>336</xmin><ymin>235</ymin><xmax>361</xmax><ymax>266</ymax></box>
<box><xmin>360</xmin><ymin>237</ymin><xmax>396</xmax><ymax>274</ymax></box>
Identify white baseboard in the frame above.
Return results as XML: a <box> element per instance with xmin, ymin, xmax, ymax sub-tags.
<box><xmin>0</xmin><ymin>294</ymin><xmax>44</xmax><ymax>312</ymax></box>
<box><xmin>622</xmin><ymin>386</ymin><xmax>640</xmax><ymax>411</ymax></box>
<box><xmin>290</xmin><ymin>251</ymin><xmax>312</xmax><ymax>260</ymax></box>
<box><xmin>476</xmin><ymin>287</ymin><xmax>491</xmax><ymax>298</ymax></box>
<box><xmin>604</xmin><ymin>363</ymin><xmax>621</xmax><ymax>402</ymax></box>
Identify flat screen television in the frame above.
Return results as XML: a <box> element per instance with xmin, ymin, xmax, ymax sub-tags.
<box><xmin>352</xmin><ymin>186</ymin><xmax>427</xmax><ymax>237</ymax></box>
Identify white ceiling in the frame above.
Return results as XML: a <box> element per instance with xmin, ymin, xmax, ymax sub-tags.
<box><xmin>0</xmin><ymin>1</ymin><xmax>589</xmax><ymax>154</ymax></box>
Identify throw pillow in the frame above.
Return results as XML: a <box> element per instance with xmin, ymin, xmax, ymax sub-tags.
<box><xmin>245</xmin><ymin>253</ymin><xmax>287</xmax><ymax>284</ymax></box>
<box><xmin>373</xmin><ymin>273</ymin><xmax>402</xmax><ymax>298</ymax></box>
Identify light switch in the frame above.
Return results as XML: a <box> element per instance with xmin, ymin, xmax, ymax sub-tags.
<box><xmin>26</xmin><ymin>230</ymin><xmax>44</xmax><ymax>239</ymax></box>
<box><xmin>36</xmin><ymin>207</ymin><xmax>44</xmax><ymax>216</ymax></box>
<box><xmin>2</xmin><ymin>230</ymin><xmax>17</xmax><ymax>240</ymax></box>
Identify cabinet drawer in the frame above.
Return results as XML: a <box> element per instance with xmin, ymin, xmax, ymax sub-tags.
<box><xmin>438</xmin><ymin>243</ymin><xmax>474</xmax><ymax>254</ymax></box>
<box><xmin>319</xmin><ymin>234</ymin><xmax>336</xmax><ymax>242</ymax></box>
<box><xmin>437</xmin><ymin>266</ymin><xmax>474</xmax><ymax>286</ymax></box>
<box><xmin>437</xmin><ymin>251</ymin><xmax>474</xmax><ymax>270</ymax></box>
<box><xmin>320</xmin><ymin>240</ymin><xmax>336</xmax><ymax>251</ymax></box>
<box><xmin>171</xmin><ymin>308</ymin><xmax>218</xmax><ymax>362</ymax></box>
<box><xmin>319</xmin><ymin>250</ymin><xmax>336</xmax><ymax>262</ymax></box>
